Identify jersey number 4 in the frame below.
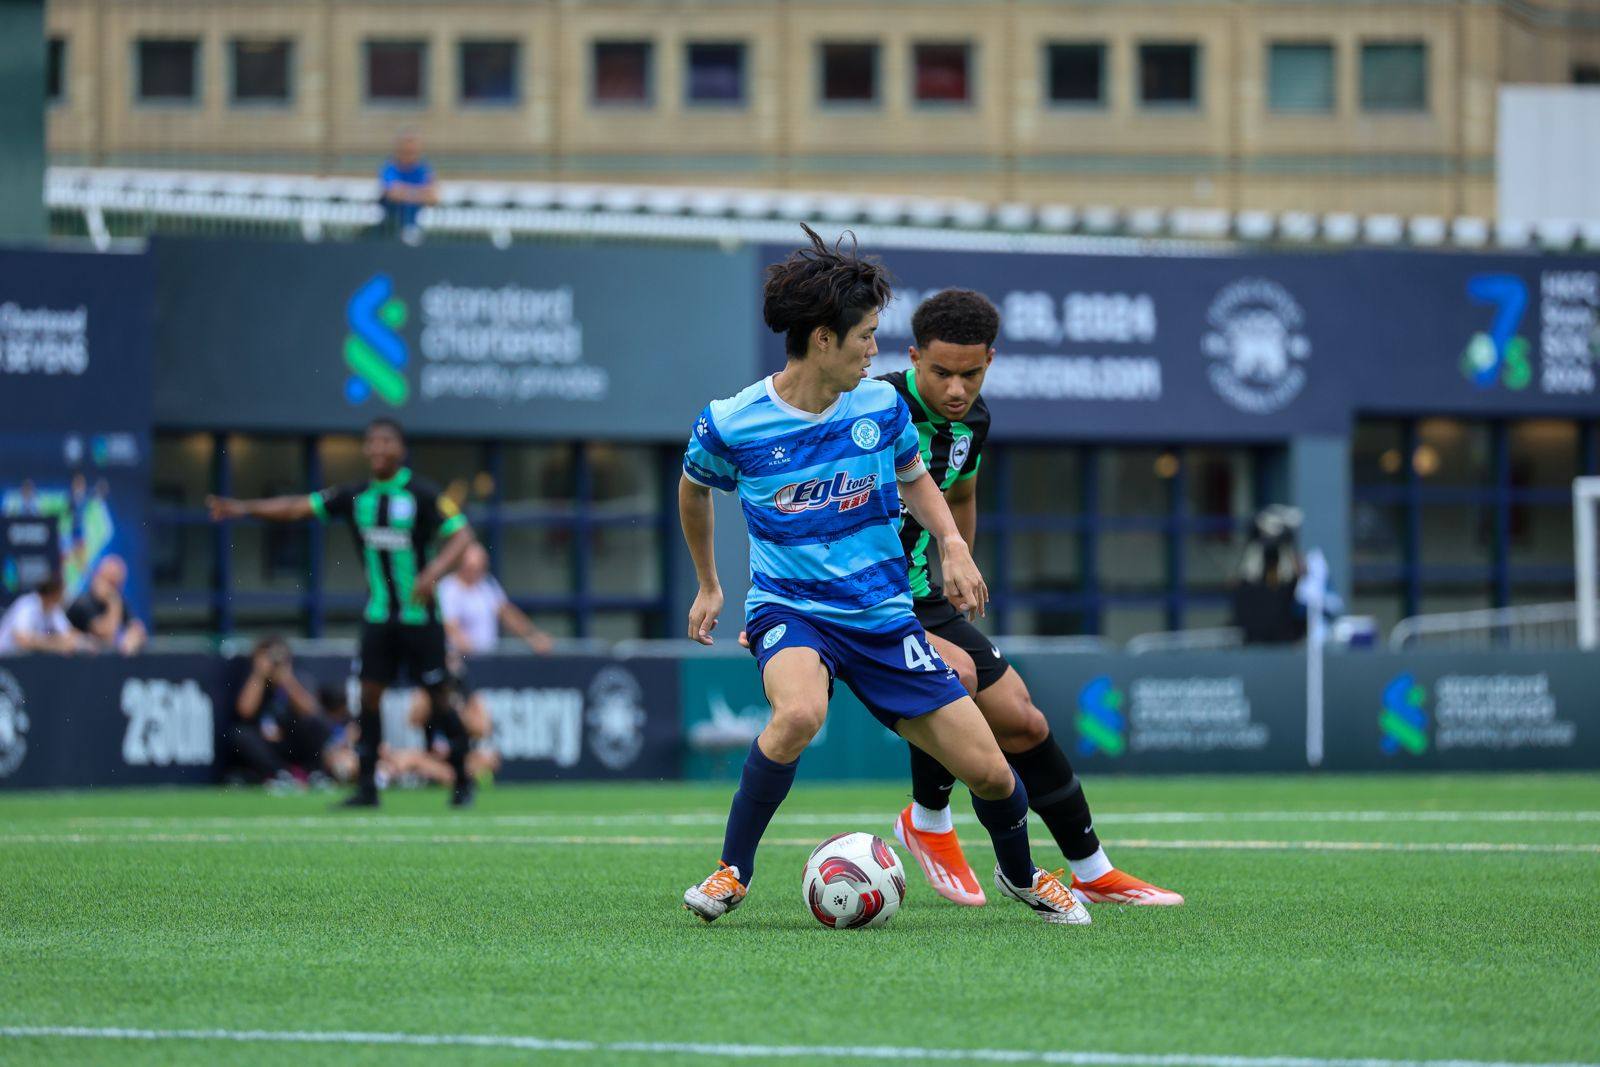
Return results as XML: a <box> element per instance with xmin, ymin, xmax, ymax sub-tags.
<box><xmin>902</xmin><ymin>634</ymin><xmax>944</xmax><ymax>673</ymax></box>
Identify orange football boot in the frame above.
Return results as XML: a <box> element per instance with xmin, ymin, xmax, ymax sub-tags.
<box><xmin>1070</xmin><ymin>869</ymin><xmax>1185</xmax><ymax>906</ymax></box>
<box><xmin>893</xmin><ymin>804</ymin><xmax>986</xmax><ymax>906</ymax></box>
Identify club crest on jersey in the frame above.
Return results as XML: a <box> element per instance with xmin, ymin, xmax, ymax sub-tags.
<box><xmin>949</xmin><ymin>436</ymin><xmax>972</xmax><ymax>472</ymax></box>
<box><xmin>388</xmin><ymin>496</ymin><xmax>415</xmax><ymax>522</ymax></box>
<box><xmin>774</xmin><ymin>472</ymin><xmax>879</xmax><ymax>514</ymax></box>
<box><xmin>850</xmin><ymin>418</ymin><xmax>881</xmax><ymax>450</ymax></box>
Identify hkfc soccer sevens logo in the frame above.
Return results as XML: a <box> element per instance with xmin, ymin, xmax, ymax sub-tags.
<box><xmin>1461</xmin><ymin>275</ymin><xmax>1531</xmax><ymax>391</ymax></box>
<box><xmin>344</xmin><ymin>274</ymin><xmax>410</xmax><ymax>407</ymax></box>
<box><xmin>1075</xmin><ymin>676</ymin><xmax>1127</xmax><ymax>758</ymax></box>
<box><xmin>850</xmin><ymin>418</ymin><xmax>881</xmax><ymax>450</ymax></box>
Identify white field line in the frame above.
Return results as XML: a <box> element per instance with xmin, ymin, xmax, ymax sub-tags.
<box><xmin>3</xmin><ymin>1023</ymin><xmax>1600</xmax><ymax>1067</ymax></box>
<box><xmin>0</xmin><ymin>1026</ymin><xmax>1595</xmax><ymax>1067</ymax></box>
<box><xmin>2</xmin><ymin>832</ymin><xmax>1597</xmax><ymax>855</ymax></box>
<box><xmin>50</xmin><ymin>810</ymin><xmax>1600</xmax><ymax>831</ymax></box>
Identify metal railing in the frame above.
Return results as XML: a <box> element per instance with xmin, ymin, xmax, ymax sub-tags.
<box><xmin>45</xmin><ymin>165</ymin><xmax>1600</xmax><ymax>254</ymax></box>
<box><xmin>1387</xmin><ymin>602</ymin><xmax>1579</xmax><ymax>651</ymax></box>
<box><xmin>1125</xmin><ymin>627</ymin><xmax>1245</xmax><ymax>655</ymax></box>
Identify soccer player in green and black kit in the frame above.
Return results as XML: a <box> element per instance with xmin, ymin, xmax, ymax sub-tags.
<box><xmin>882</xmin><ymin>290</ymin><xmax>1184</xmax><ymax>907</ymax></box>
<box><xmin>207</xmin><ymin>417</ymin><xmax>480</xmax><ymax>808</ymax></box>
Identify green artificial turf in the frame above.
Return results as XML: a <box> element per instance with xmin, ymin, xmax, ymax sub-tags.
<box><xmin>1</xmin><ymin>774</ymin><xmax>1597</xmax><ymax>1066</ymax></box>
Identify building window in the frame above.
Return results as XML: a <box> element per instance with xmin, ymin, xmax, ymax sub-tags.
<box><xmin>592</xmin><ymin>41</ymin><xmax>652</xmax><ymax>105</ymax></box>
<box><xmin>1268</xmin><ymin>42</ymin><xmax>1334</xmax><ymax>113</ymax></box>
<box><xmin>365</xmin><ymin>40</ymin><xmax>427</xmax><ymax>104</ymax></box>
<box><xmin>47</xmin><ymin>37</ymin><xmax>65</xmax><ymax>104</ymax></box>
<box><xmin>1574</xmin><ymin>63</ymin><xmax>1600</xmax><ymax>85</ymax></box>
<box><xmin>136</xmin><ymin>38</ymin><xmax>200</xmax><ymax>104</ymax></box>
<box><xmin>1139</xmin><ymin>43</ymin><xmax>1199</xmax><ymax>107</ymax></box>
<box><xmin>913</xmin><ymin>42</ymin><xmax>971</xmax><ymax>104</ymax></box>
<box><xmin>460</xmin><ymin>40</ymin><xmax>519</xmax><ymax>105</ymax></box>
<box><xmin>819</xmin><ymin>42</ymin><xmax>878</xmax><ymax>104</ymax></box>
<box><xmin>1361</xmin><ymin>41</ymin><xmax>1427</xmax><ymax>112</ymax></box>
<box><xmin>231</xmin><ymin>39</ymin><xmax>292</xmax><ymax>105</ymax></box>
<box><xmin>1045</xmin><ymin>43</ymin><xmax>1105</xmax><ymax>106</ymax></box>
<box><xmin>686</xmin><ymin>42</ymin><xmax>745</xmax><ymax>105</ymax></box>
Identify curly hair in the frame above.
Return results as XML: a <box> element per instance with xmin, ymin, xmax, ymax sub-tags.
<box><xmin>911</xmin><ymin>289</ymin><xmax>1000</xmax><ymax>349</ymax></box>
<box><xmin>763</xmin><ymin>224</ymin><xmax>893</xmax><ymax>358</ymax></box>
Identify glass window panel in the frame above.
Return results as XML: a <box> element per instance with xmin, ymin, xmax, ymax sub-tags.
<box><xmin>501</xmin><ymin>443</ymin><xmax>577</xmax><ymax>599</ymax></box>
<box><xmin>1419</xmin><ymin>503</ymin><xmax>1492</xmax><ymax>567</ymax></box>
<box><xmin>226</xmin><ymin>436</ymin><xmax>307</xmax><ymax>604</ymax></box>
<box><xmin>365</xmin><ymin>40</ymin><xmax>426</xmax><ymax>102</ymax></box>
<box><xmin>1352</xmin><ymin>501</ymin><xmax>1405</xmax><ymax>566</ymax></box>
<box><xmin>1414</xmin><ymin>418</ymin><xmax>1490</xmax><ymax>487</ymax></box>
<box><xmin>1350</xmin><ymin>586</ymin><xmax>1404</xmax><ymax>637</ymax></box>
<box><xmin>232</xmin><ymin>39</ymin><xmax>292</xmax><ymax>103</ymax></box>
<box><xmin>137</xmin><ymin>38</ymin><xmax>199</xmax><ymax>102</ymax></box>
<box><xmin>47</xmin><ymin>37</ymin><xmax>65</xmax><ymax>103</ymax></box>
<box><xmin>913</xmin><ymin>43</ymin><xmax>970</xmax><ymax>103</ymax></box>
<box><xmin>1139</xmin><ymin>43</ymin><xmax>1199</xmax><ymax>106</ymax></box>
<box><xmin>687</xmin><ymin>42</ymin><xmax>745</xmax><ymax>104</ymax></box>
<box><xmin>1101</xmin><ymin>603</ymin><xmax>1167</xmax><ymax>645</ymax></box>
<box><xmin>460</xmin><ymin>40</ymin><xmax>519</xmax><ymax>104</ymax></box>
<box><xmin>1268</xmin><ymin>43</ymin><xmax>1334</xmax><ymax>113</ymax></box>
<box><xmin>1046</xmin><ymin>43</ymin><xmax>1104</xmax><ymax>105</ymax></box>
<box><xmin>1419</xmin><ymin>586</ymin><xmax>1493</xmax><ymax>614</ymax></box>
<box><xmin>1361</xmin><ymin>42</ymin><xmax>1427</xmax><ymax>112</ymax></box>
<box><xmin>150</xmin><ymin>433</ymin><xmax>213</xmax><ymax>633</ymax></box>
<box><xmin>593</xmin><ymin>41</ymin><xmax>651</xmax><ymax>104</ymax></box>
<box><xmin>1183</xmin><ymin>448</ymin><xmax>1253</xmax><ymax>588</ymax></box>
<box><xmin>1352</xmin><ymin>419</ymin><xmax>1406</xmax><ymax>486</ymax></box>
<box><xmin>1098</xmin><ymin>447</ymin><xmax>1168</xmax><ymax>591</ymax></box>
<box><xmin>1510</xmin><ymin>420</ymin><xmax>1579</xmax><ymax>489</ymax></box>
<box><xmin>1509</xmin><ymin>505</ymin><xmax>1574</xmax><ymax>569</ymax></box>
<box><xmin>819</xmin><ymin>42</ymin><xmax>878</xmax><ymax>103</ymax></box>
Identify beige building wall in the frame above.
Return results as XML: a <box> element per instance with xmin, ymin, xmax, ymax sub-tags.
<box><xmin>44</xmin><ymin>0</ymin><xmax>1600</xmax><ymax>216</ymax></box>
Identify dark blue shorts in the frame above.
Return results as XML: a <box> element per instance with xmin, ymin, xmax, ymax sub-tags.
<box><xmin>747</xmin><ymin>607</ymin><xmax>969</xmax><ymax>731</ymax></box>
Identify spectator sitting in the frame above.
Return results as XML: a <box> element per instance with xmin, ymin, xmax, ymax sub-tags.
<box><xmin>0</xmin><ymin>575</ymin><xmax>89</xmax><ymax>655</ymax></box>
<box><xmin>378</xmin><ymin>131</ymin><xmax>438</xmax><ymax>242</ymax></box>
<box><xmin>228</xmin><ymin>637</ymin><xmax>335</xmax><ymax>790</ymax></box>
<box><xmin>67</xmin><ymin>555</ymin><xmax>148</xmax><ymax>655</ymax></box>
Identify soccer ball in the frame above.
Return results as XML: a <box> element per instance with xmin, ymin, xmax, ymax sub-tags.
<box><xmin>802</xmin><ymin>831</ymin><xmax>907</xmax><ymax>930</ymax></box>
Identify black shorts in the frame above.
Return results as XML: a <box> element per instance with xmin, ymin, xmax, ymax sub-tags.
<box><xmin>357</xmin><ymin>621</ymin><xmax>449</xmax><ymax>688</ymax></box>
<box><xmin>912</xmin><ymin>596</ymin><xmax>1012</xmax><ymax>693</ymax></box>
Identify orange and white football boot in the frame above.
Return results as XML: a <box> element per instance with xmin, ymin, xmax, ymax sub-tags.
<box><xmin>1070</xmin><ymin>869</ymin><xmax>1185</xmax><ymax>906</ymax></box>
<box><xmin>893</xmin><ymin>804</ymin><xmax>986</xmax><ymax>906</ymax></box>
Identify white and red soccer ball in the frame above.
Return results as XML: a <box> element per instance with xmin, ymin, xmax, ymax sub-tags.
<box><xmin>802</xmin><ymin>831</ymin><xmax>907</xmax><ymax>930</ymax></box>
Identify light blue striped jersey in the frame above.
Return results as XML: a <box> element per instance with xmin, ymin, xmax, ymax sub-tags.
<box><xmin>683</xmin><ymin>375</ymin><xmax>927</xmax><ymax>633</ymax></box>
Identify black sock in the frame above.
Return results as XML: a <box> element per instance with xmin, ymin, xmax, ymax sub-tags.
<box><xmin>429</xmin><ymin>690</ymin><xmax>471</xmax><ymax>789</ymax></box>
<box><xmin>357</xmin><ymin>696</ymin><xmax>382</xmax><ymax>792</ymax></box>
<box><xmin>1006</xmin><ymin>732</ymin><xmax>1102</xmax><ymax>862</ymax></box>
<box><xmin>908</xmin><ymin>743</ymin><xmax>958</xmax><ymax>811</ymax></box>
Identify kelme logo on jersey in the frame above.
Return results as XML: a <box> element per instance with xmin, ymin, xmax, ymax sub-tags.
<box><xmin>774</xmin><ymin>472</ymin><xmax>878</xmax><ymax>514</ymax></box>
<box><xmin>1461</xmin><ymin>274</ymin><xmax>1532</xmax><ymax>391</ymax></box>
<box><xmin>762</xmin><ymin>624</ymin><xmax>787</xmax><ymax>650</ymax></box>
<box><xmin>1380</xmin><ymin>673</ymin><xmax>1429</xmax><ymax>756</ymax></box>
<box><xmin>850</xmin><ymin>418</ymin><xmax>881</xmax><ymax>450</ymax></box>
<box><xmin>1075</xmin><ymin>676</ymin><xmax>1127</xmax><ymax>758</ymax></box>
<box><xmin>344</xmin><ymin>274</ymin><xmax>410</xmax><ymax>407</ymax></box>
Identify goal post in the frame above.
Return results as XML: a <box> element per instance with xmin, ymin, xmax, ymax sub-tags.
<box><xmin>1577</xmin><ymin>477</ymin><xmax>1600</xmax><ymax>651</ymax></box>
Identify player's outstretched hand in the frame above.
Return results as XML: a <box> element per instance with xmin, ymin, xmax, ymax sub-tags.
<box><xmin>411</xmin><ymin>573</ymin><xmax>438</xmax><ymax>606</ymax></box>
<box><xmin>940</xmin><ymin>536</ymin><xmax>989</xmax><ymax>620</ymax></box>
<box><xmin>687</xmin><ymin>586</ymin><xmax>724</xmax><ymax>645</ymax></box>
<box><xmin>527</xmin><ymin>631</ymin><xmax>555</xmax><ymax>655</ymax></box>
<box><xmin>205</xmin><ymin>495</ymin><xmax>244</xmax><ymax>522</ymax></box>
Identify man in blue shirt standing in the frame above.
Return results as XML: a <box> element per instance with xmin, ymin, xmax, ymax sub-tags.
<box><xmin>378</xmin><ymin>132</ymin><xmax>437</xmax><ymax>240</ymax></box>
<box><xmin>679</xmin><ymin>225</ymin><xmax>1090</xmax><ymax>927</ymax></box>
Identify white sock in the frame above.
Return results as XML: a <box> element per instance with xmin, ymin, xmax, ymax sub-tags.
<box><xmin>910</xmin><ymin>801</ymin><xmax>953</xmax><ymax>834</ymax></box>
<box><xmin>1069</xmin><ymin>847</ymin><xmax>1113</xmax><ymax>883</ymax></box>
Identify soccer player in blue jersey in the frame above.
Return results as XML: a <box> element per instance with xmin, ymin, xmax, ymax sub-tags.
<box><xmin>679</xmin><ymin>226</ymin><xmax>1089</xmax><ymax>925</ymax></box>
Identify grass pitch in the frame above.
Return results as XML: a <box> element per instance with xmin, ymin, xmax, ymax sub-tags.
<box><xmin>1</xmin><ymin>774</ymin><xmax>1597</xmax><ymax>1066</ymax></box>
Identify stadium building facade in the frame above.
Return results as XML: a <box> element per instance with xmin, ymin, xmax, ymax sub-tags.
<box><xmin>42</xmin><ymin>0</ymin><xmax>1600</xmax><ymax>216</ymax></box>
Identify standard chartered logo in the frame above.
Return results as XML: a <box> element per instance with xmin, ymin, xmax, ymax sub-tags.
<box><xmin>345</xmin><ymin>274</ymin><xmax>410</xmax><ymax>407</ymax></box>
<box><xmin>1075</xmin><ymin>676</ymin><xmax>1127</xmax><ymax>758</ymax></box>
<box><xmin>1380</xmin><ymin>673</ymin><xmax>1429</xmax><ymax>756</ymax></box>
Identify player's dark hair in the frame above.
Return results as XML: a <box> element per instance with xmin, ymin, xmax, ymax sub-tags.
<box><xmin>35</xmin><ymin>573</ymin><xmax>63</xmax><ymax>599</ymax></box>
<box><xmin>911</xmin><ymin>289</ymin><xmax>1000</xmax><ymax>349</ymax></box>
<box><xmin>366</xmin><ymin>416</ymin><xmax>405</xmax><ymax>442</ymax></box>
<box><xmin>763</xmin><ymin>224</ymin><xmax>893</xmax><ymax>358</ymax></box>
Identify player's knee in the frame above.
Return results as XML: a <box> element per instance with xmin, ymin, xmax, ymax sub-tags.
<box><xmin>995</xmin><ymin>702</ymin><xmax>1051</xmax><ymax>752</ymax></box>
<box><xmin>964</xmin><ymin>758</ymin><xmax>1017</xmax><ymax>801</ymax></box>
<box><xmin>765</xmin><ymin>697</ymin><xmax>827</xmax><ymax>755</ymax></box>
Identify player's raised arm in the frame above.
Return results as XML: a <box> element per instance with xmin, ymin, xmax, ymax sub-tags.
<box><xmin>679</xmin><ymin>474</ymin><xmax>722</xmax><ymax>644</ymax></box>
<box><xmin>900</xmin><ymin>470</ymin><xmax>988</xmax><ymax>620</ymax></box>
<box><xmin>206</xmin><ymin>493</ymin><xmax>315</xmax><ymax>523</ymax></box>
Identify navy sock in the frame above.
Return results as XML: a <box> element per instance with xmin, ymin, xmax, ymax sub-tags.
<box><xmin>720</xmin><ymin>739</ymin><xmax>799</xmax><ymax>886</ymax></box>
<box><xmin>970</xmin><ymin>769</ymin><xmax>1034</xmax><ymax>888</ymax></box>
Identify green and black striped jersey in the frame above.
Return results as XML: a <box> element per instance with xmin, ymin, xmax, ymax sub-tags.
<box><xmin>880</xmin><ymin>368</ymin><xmax>990</xmax><ymax>602</ymax></box>
<box><xmin>308</xmin><ymin>467</ymin><xmax>468</xmax><ymax>626</ymax></box>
